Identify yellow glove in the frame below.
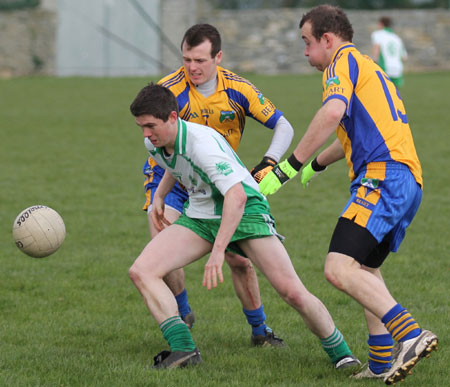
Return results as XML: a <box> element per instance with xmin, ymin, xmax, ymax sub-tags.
<box><xmin>300</xmin><ymin>158</ymin><xmax>327</xmax><ymax>188</ymax></box>
<box><xmin>259</xmin><ymin>158</ymin><xmax>300</xmax><ymax>195</ymax></box>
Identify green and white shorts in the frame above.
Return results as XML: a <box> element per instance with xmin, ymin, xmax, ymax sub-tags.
<box><xmin>174</xmin><ymin>213</ymin><xmax>284</xmax><ymax>257</ymax></box>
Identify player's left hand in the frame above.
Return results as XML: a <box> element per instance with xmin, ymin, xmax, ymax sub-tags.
<box><xmin>301</xmin><ymin>158</ymin><xmax>327</xmax><ymax>188</ymax></box>
<box><xmin>259</xmin><ymin>159</ymin><xmax>299</xmax><ymax>195</ymax></box>
<box><xmin>202</xmin><ymin>250</ymin><xmax>225</xmax><ymax>290</ymax></box>
<box><xmin>250</xmin><ymin>156</ymin><xmax>277</xmax><ymax>183</ymax></box>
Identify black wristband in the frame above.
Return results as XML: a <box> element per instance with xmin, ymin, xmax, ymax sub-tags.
<box><xmin>287</xmin><ymin>154</ymin><xmax>303</xmax><ymax>171</ymax></box>
<box><xmin>311</xmin><ymin>157</ymin><xmax>327</xmax><ymax>172</ymax></box>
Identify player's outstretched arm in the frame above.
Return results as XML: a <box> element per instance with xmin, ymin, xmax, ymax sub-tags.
<box><xmin>260</xmin><ymin>99</ymin><xmax>346</xmax><ymax>196</ymax></box>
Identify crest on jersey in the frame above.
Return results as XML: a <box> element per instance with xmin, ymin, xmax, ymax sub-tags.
<box><xmin>326</xmin><ymin>76</ymin><xmax>340</xmax><ymax>89</ymax></box>
<box><xmin>219</xmin><ymin>110</ymin><xmax>236</xmax><ymax>123</ymax></box>
<box><xmin>257</xmin><ymin>93</ymin><xmax>265</xmax><ymax>104</ymax></box>
<box><xmin>216</xmin><ymin>161</ymin><xmax>233</xmax><ymax>176</ymax></box>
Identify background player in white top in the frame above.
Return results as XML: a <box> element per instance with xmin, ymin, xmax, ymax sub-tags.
<box><xmin>371</xmin><ymin>16</ymin><xmax>407</xmax><ymax>88</ymax></box>
<box><xmin>128</xmin><ymin>83</ymin><xmax>360</xmax><ymax>370</ymax></box>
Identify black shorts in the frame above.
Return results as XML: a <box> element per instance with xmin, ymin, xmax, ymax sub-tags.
<box><xmin>328</xmin><ymin>217</ymin><xmax>390</xmax><ymax>269</ymax></box>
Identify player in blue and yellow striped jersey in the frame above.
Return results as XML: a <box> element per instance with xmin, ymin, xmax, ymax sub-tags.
<box><xmin>259</xmin><ymin>5</ymin><xmax>438</xmax><ymax>384</ymax></box>
<box><xmin>142</xmin><ymin>24</ymin><xmax>295</xmax><ymax>348</ymax></box>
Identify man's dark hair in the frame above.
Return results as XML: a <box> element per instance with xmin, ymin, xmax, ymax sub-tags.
<box><xmin>379</xmin><ymin>16</ymin><xmax>392</xmax><ymax>28</ymax></box>
<box><xmin>181</xmin><ymin>23</ymin><xmax>222</xmax><ymax>58</ymax></box>
<box><xmin>299</xmin><ymin>4</ymin><xmax>353</xmax><ymax>42</ymax></box>
<box><xmin>130</xmin><ymin>83</ymin><xmax>179</xmax><ymax>120</ymax></box>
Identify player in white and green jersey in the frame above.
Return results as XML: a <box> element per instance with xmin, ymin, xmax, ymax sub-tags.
<box><xmin>144</xmin><ymin>24</ymin><xmax>293</xmax><ymax>345</ymax></box>
<box><xmin>144</xmin><ymin>121</ymin><xmax>269</xmax><ymax>220</ymax></box>
<box><xmin>371</xmin><ymin>16</ymin><xmax>407</xmax><ymax>87</ymax></box>
<box><xmin>128</xmin><ymin>83</ymin><xmax>359</xmax><ymax>370</ymax></box>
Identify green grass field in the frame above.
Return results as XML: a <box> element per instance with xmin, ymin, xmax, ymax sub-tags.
<box><xmin>1</xmin><ymin>72</ymin><xmax>448</xmax><ymax>386</ymax></box>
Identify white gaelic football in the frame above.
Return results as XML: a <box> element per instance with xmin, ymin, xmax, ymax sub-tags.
<box><xmin>13</xmin><ymin>205</ymin><xmax>66</xmax><ymax>258</ymax></box>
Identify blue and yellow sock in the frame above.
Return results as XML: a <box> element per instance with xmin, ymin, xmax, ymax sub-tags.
<box><xmin>175</xmin><ymin>289</ymin><xmax>191</xmax><ymax>320</ymax></box>
<box><xmin>243</xmin><ymin>305</ymin><xmax>268</xmax><ymax>336</ymax></box>
<box><xmin>160</xmin><ymin>316</ymin><xmax>196</xmax><ymax>352</ymax></box>
<box><xmin>320</xmin><ymin>327</ymin><xmax>353</xmax><ymax>363</ymax></box>
<box><xmin>368</xmin><ymin>333</ymin><xmax>393</xmax><ymax>374</ymax></box>
<box><xmin>382</xmin><ymin>304</ymin><xmax>421</xmax><ymax>342</ymax></box>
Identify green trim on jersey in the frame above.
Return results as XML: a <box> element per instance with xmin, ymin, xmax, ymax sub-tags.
<box><xmin>180</xmin><ymin>153</ymin><xmax>224</xmax><ymax>216</ymax></box>
<box><xmin>212</xmin><ymin>132</ymin><xmax>246</xmax><ymax>168</ymax></box>
<box><xmin>213</xmin><ymin>136</ymin><xmax>226</xmax><ymax>153</ymax></box>
<box><xmin>179</xmin><ymin>119</ymin><xmax>187</xmax><ymax>154</ymax></box>
<box><xmin>148</xmin><ymin>119</ymin><xmax>187</xmax><ymax>169</ymax></box>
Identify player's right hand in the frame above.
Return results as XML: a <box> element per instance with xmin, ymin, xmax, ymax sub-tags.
<box><xmin>202</xmin><ymin>250</ymin><xmax>224</xmax><ymax>290</ymax></box>
<box><xmin>250</xmin><ymin>156</ymin><xmax>277</xmax><ymax>183</ymax></box>
<box><xmin>150</xmin><ymin>196</ymin><xmax>171</xmax><ymax>231</ymax></box>
<box><xmin>259</xmin><ymin>159</ymin><xmax>298</xmax><ymax>195</ymax></box>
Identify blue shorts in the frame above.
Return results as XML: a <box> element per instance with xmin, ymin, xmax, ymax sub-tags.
<box><xmin>340</xmin><ymin>162</ymin><xmax>422</xmax><ymax>253</ymax></box>
<box><xmin>142</xmin><ymin>159</ymin><xmax>188</xmax><ymax>213</ymax></box>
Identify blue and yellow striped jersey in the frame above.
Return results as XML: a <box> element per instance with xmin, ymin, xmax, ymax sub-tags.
<box><xmin>157</xmin><ymin>65</ymin><xmax>283</xmax><ymax>151</ymax></box>
<box><xmin>322</xmin><ymin>44</ymin><xmax>422</xmax><ymax>187</ymax></box>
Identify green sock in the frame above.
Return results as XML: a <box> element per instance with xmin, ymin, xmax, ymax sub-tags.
<box><xmin>320</xmin><ymin>328</ymin><xmax>353</xmax><ymax>363</ymax></box>
<box><xmin>160</xmin><ymin>316</ymin><xmax>196</xmax><ymax>352</ymax></box>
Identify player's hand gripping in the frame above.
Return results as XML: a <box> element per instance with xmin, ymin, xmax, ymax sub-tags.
<box><xmin>150</xmin><ymin>196</ymin><xmax>172</xmax><ymax>232</ymax></box>
<box><xmin>300</xmin><ymin>157</ymin><xmax>327</xmax><ymax>188</ymax></box>
<box><xmin>258</xmin><ymin>155</ymin><xmax>302</xmax><ymax>195</ymax></box>
<box><xmin>250</xmin><ymin>156</ymin><xmax>277</xmax><ymax>183</ymax></box>
<box><xmin>202</xmin><ymin>249</ymin><xmax>225</xmax><ymax>290</ymax></box>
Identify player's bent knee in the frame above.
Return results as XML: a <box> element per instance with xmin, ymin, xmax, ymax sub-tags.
<box><xmin>129</xmin><ymin>263</ymin><xmax>142</xmax><ymax>286</ymax></box>
<box><xmin>129</xmin><ymin>257</ymin><xmax>161</xmax><ymax>287</ymax></box>
<box><xmin>282</xmin><ymin>289</ymin><xmax>312</xmax><ymax>313</ymax></box>
<box><xmin>324</xmin><ymin>256</ymin><xmax>346</xmax><ymax>291</ymax></box>
<box><xmin>275</xmin><ymin>280</ymin><xmax>310</xmax><ymax>310</ymax></box>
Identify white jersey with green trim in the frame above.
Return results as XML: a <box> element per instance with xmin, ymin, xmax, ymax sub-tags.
<box><xmin>144</xmin><ymin>118</ymin><xmax>267</xmax><ymax>219</ymax></box>
<box><xmin>371</xmin><ymin>28</ymin><xmax>407</xmax><ymax>78</ymax></box>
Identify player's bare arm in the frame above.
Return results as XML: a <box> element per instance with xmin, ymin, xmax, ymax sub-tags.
<box><xmin>292</xmin><ymin>98</ymin><xmax>346</xmax><ymax>164</ymax></box>
<box><xmin>259</xmin><ymin>99</ymin><xmax>346</xmax><ymax>195</ymax></box>
<box><xmin>316</xmin><ymin>138</ymin><xmax>345</xmax><ymax>166</ymax></box>
<box><xmin>202</xmin><ymin>182</ymin><xmax>247</xmax><ymax>290</ymax></box>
